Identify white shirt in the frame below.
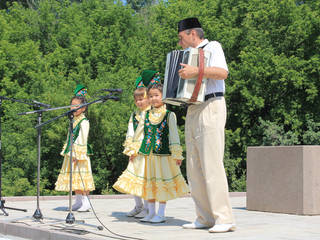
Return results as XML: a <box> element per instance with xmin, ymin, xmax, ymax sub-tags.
<box><xmin>196</xmin><ymin>39</ymin><xmax>228</xmax><ymax>95</ymax></box>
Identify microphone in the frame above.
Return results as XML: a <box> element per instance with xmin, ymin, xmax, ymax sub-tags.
<box><xmin>32</xmin><ymin>100</ymin><xmax>51</xmax><ymax>108</ymax></box>
<box><xmin>100</xmin><ymin>88</ymin><xmax>123</xmax><ymax>93</ymax></box>
<box><xmin>109</xmin><ymin>96</ymin><xmax>120</xmax><ymax>101</ymax></box>
<box><xmin>100</xmin><ymin>95</ymin><xmax>120</xmax><ymax>102</ymax></box>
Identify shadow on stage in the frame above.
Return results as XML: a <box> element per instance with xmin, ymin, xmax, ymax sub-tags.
<box><xmin>53</xmin><ymin>206</ymin><xmax>69</xmax><ymax>211</ymax></box>
<box><xmin>233</xmin><ymin>207</ymin><xmax>247</xmax><ymax>211</ymax></box>
<box><xmin>110</xmin><ymin>211</ymin><xmax>190</xmax><ymax>227</ymax></box>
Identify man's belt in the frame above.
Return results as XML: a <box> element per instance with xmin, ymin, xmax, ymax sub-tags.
<box><xmin>205</xmin><ymin>92</ymin><xmax>224</xmax><ymax>101</ymax></box>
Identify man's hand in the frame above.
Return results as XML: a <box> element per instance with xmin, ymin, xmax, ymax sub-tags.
<box><xmin>178</xmin><ymin>63</ymin><xmax>199</xmax><ymax>79</ymax></box>
<box><xmin>129</xmin><ymin>155</ymin><xmax>136</xmax><ymax>162</ymax></box>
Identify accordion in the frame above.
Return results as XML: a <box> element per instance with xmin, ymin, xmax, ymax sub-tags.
<box><xmin>163</xmin><ymin>47</ymin><xmax>211</xmax><ymax>106</ymax></box>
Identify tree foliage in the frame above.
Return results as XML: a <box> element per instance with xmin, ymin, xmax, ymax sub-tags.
<box><xmin>126</xmin><ymin>0</ymin><xmax>156</xmax><ymax>11</ymax></box>
<box><xmin>0</xmin><ymin>0</ymin><xmax>319</xmax><ymax>195</ymax></box>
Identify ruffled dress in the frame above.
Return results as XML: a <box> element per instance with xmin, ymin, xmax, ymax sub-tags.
<box><xmin>113</xmin><ymin>107</ymin><xmax>150</xmax><ymax>197</ymax></box>
<box><xmin>114</xmin><ymin>105</ymin><xmax>189</xmax><ymax>202</ymax></box>
<box><xmin>141</xmin><ymin>105</ymin><xmax>189</xmax><ymax>201</ymax></box>
<box><xmin>55</xmin><ymin>113</ymin><xmax>95</xmax><ymax>192</ymax></box>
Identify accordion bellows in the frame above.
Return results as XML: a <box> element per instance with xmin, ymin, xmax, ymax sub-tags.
<box><xmin>163</xmin><ymin>47</ymin><xmax>211</xmax><ymax>106</ymax></box>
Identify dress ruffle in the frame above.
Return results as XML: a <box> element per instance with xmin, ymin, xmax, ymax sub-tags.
<box><xmin>149</xmin><ymin>105</ymin><xmax>167</xmax><ymax>124</ymax></box>
<box><xmin>170</xmin><ymin>144</ymin><xmax>184</xmax><ymax>160</ymax></box>
<box><xmin>113</xmin><ymin>153</ymin><xmax>189</xmax><ymax>202</ymax></box>
<box><xmin>143</xmin><ymin>175</ymin><xmax>189</xmax><ymax>201</ymax></box>
<box><xmin>113</xmin><ymin>154</ymin><xmax>145</xmax><ymax>196</ymax></box>
<box><xmin>122</xmin><ymin>137</ymin><xmax>142</xmax><ymax>157</ymax></box>
<box><xmin>55</xmin><ymin>155</ymin><xmax>95</xmax><ymax>191</ymax></box>
<box><xmin>142</xmin><ymin>153</ymin><xmax>189</xmax><ymax>201</ymax></box>
<box><xmin>61</xmin><ymin>144</ymin><xmax>89</xmax><ymax>161</ymax></box>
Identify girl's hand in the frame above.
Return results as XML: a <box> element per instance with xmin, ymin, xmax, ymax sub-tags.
<box><xmin>176</xmin><ymin>159</ymin><xmax>182</xmax><ymax>166</ymax></box>
<box><xmin>73</xmin><ymin>158</ymin><xmax>78</xmax><ymax>164</ymax></box>
<box><xmin>129</xmin><ymin>154</ymin><xmax>137</xmax><ymax>162</ymax></box>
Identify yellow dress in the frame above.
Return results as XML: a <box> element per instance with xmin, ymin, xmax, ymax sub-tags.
<box><xmin>55</xmin><ymin>113</ymin><xmax>95</xmax><ymax>192</ymax></box>
<box><xmin>113</xmin><ymin>107</ymin><xmax>149</xmax><ymax>197</ymax></box>
<box><xmin>141</xmin><ymin>105</ymin><xmax>189</xmax><ymax>202</ymax></box>
<box><xmin>113</xmin><ymin>105</ymin><xmax>189</xmax><ymax>202</ymax></box>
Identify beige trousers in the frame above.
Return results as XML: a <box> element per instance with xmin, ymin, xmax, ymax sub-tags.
<box><xmin>185</xmin><ymin>97</ymin><xmax>234</xmax><ymax>226</ymax></box>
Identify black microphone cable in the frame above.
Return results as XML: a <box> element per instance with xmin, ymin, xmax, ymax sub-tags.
<box><xmin>74</xmin><ymin>157</ymin><xmax>147</xmax><ymax>240</ymax></box>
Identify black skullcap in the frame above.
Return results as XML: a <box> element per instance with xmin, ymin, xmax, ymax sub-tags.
<box><xmin>178</xmin><ymin>17</ymin><xmax>202</xmax><ymax>33</ymax></box>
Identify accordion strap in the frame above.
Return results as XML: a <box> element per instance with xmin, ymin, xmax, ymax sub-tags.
<box><xmin>190</xmin><ymin>48</ymin><xmax>205</xmax><ymax>102</ymax></box>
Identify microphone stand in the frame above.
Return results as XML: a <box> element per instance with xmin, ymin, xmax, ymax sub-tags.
<box><xmin>0</xmin><ymin>96</ymin><xmax>33</xmax><ymax>216</ymax></box>
<box><xmin>18</xmin><ymin>101</ymin><xmax>65</xmax><ymax>221</ymax></box>
<box><xmin>22</xmin><ymin>94</ymin><xmax>119</xmax><ymax>229</ymax></box>
<box><xmin>33</xmin><ymin>108</ymin><xmax>43</xmax><ymax>220</ymax></box>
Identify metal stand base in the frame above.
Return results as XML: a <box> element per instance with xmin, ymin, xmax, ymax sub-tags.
<box><xmin>12</xmin><ymin>215</ymin><xmax>102</xmax><ymax>231</ymax></box>
<box><xmin>0</xmin><ymin>200</ymin><xmax>8</xmax><ymax>216</ymax></box>
<box><xmin>33</xmin><ymin>208</ymin><xmax>43</xmax><ymax>220</ymax></box>
<box><xmin>66</xmin><ymin>212</ymin><xmax>75</xmax><ymax>224</ymax></box>
<box><xmin>0</xmin><ymin>199</ymin><xmax>27</xmax><ymax>216</ymax></box>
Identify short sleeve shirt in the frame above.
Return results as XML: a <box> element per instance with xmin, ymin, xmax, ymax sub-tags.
<box><xmin>196</xmin><ymin>39</ymin><xmax>228</xmax><ymax>95</ymax></box>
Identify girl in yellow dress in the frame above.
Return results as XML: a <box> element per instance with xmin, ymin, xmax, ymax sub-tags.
<box><xmin>113</xmin><ymin>70</ymin><xmax>155</xmax><ymax>218</ymax></box>
<box><xmin>139</xmin><ymin>82</ymin><xmax>189</xmax><ymax>223</ymax></box>
<box><xmin>55</xmin><ymin>95</ymin><xmax>95</xmax><ymax>212</ymax></box>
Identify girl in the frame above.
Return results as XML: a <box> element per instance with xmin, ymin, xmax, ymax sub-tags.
<box><xmin>113</xmin><ymin>70</ymin><xmax>156</xmax><ymax>218</ymax></box>
<box><xmin>55</xmin><ymin>95</ymin><xmax>95</xmax><ymax>212</ymax></box>
<box><xmin>139</xmin><ymin>82</ymin><xmax>189</xmax><ymax>223</ymax></box>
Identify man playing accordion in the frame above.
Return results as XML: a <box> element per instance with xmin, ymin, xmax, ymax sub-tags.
<box><xmin>178</xmin><ymin>17</ymin><xmax>235</xmax><ymax>233</ymax></box>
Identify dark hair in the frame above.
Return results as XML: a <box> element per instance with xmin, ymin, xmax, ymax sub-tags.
<box><xmin>134</xmin><ymin>87</ymin><xmax>147</xmax><ymax>99</ymax></box>
<box><xmin>147</xmin><ymin>83</ymin><xmax>163</xmax><ymax>94</ymax></box>
<box><xmin>70</xmin><ymin>95</ymin><xmax>88</xmax><ymax>113</ymax></box>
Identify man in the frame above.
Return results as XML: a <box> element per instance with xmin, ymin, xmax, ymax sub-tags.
<box><xmin>178</xmin><ymin>17</ymin><xmax>235</xmax><ymax>233</ymax></box>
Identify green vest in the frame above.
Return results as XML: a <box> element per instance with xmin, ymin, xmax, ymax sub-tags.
<box><xmin>139</xmin><ymin>110</ymin><xmax>171</xmax><ymax>155</ymax></box>
<box><xmin>64</xmin><ymin>118</ymin><xmax>93</xmax><ymax>155</ymax></box>
<box><xmin>132</xmin><ymin>112</ymin><xmax>139</xmax><ymax>131</ymax></box>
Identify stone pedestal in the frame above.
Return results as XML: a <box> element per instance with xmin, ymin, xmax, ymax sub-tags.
<box><xmin>246</xmin><ymin>146</ymin><xmax>320</xmax><ymax>215</ymax></box>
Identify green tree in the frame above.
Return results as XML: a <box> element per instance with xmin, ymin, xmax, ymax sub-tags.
<box><xmin>0</xmin><ymin>0</ymin><xmax>145</xmax><ymax>195</ymax></box>
<box><xmin>126</xmin><ymin>0</ymin><xmax>156</xmax><ymax>11</ymax></box>
<box><xmin>143</xmin><ymin>0</ymin><xmax>319</xmax><ymax>190</ymax></box>
<box><xmin>0</xmin><ymin>0</ymin><xmax>319</xmax><ymax>195</ymax></box>
<box><xmin>0</xmin><ymin>0</ymin><xmax>40</xmax><ymax>9</ymax></box>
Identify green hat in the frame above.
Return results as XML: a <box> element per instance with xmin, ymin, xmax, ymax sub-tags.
<box><xmin>135</xmin><ymin>76</ymin><xmax>144</xmax><ymax>89</ymax></box>
<box><xmin>74</xmin><ymin>84</ymin><xmax>87</xmax><ymax>96</ymax></box>
<box><xmin>135</xmin><ymin>70</ymin><xmax>160</xmax><ymax>89</ymax></box>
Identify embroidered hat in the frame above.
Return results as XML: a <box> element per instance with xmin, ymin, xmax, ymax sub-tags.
<box><xmin>135</xmin><ymin>76</ymin><xmax>144</xmax><ymax>89</ymax></box>
<box><xmin>135</xmin><ymin>70</ymin><xmax>161</xmax><ymax>88</ymax></box>
<box><xmin>74</xmin><ymin>84</ymin><xmax>87</xmax><ymax>96</ymax></box>
<box><xmin>178</xmin><ymin>17</ymin><xmax>202</xmax><ymax>33</ymax></box>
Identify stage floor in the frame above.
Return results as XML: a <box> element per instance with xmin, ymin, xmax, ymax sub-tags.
<box><xmin>0</xmin><ymin>193</ymin><xmax>319</xmax><ymax>240</ymax></box>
